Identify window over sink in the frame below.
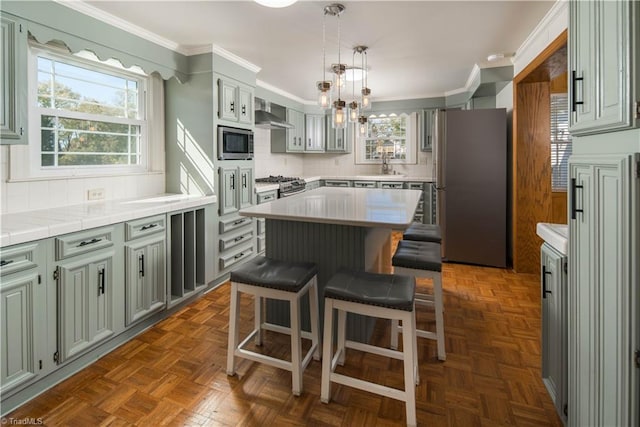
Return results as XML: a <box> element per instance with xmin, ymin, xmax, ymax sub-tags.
<box><xmin>355</xmin><ymin>112</ymin><xmax>417</xmax><ymax>164</ymax></box>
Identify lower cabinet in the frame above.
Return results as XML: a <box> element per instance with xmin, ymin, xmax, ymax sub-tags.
<box><xmin>256</xmin><ymin>189</ymin><xmax>277</xmax><ymax>255</ymax></box>
<box><xmin>0</xmin><ymin>242</ymin><xmax>44</xmax><ymax>395</ymax></box>
<box><xmin>125</xmin><ymin>215</ymin><xmax>166</xmax><ymax>326</ymax></box>
<box><xmin>540</xmin><ymin>242</ymin><xmax>567</xmax><ymax>423</ymax></box>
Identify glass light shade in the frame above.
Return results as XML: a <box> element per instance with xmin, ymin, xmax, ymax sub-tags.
<box><xmin>332</xmin><ymin>100</ymin><xmax>346</xmax><ymax>129</ymax></box>
<box><xmin>361</xmin><ymin>87</ymin><xmax>372</xmax><ymax>110</ymax></box>
<box><xmin>254</xmin><ymin>0</ymin><xmax>297</xmax><ymax>7</ymax></box>
<box><xmin>348</xmin><ymin>101</ymin><xmax>359</xmax><ymax>122</ymax></box>
<box><xmin>317</xmin><ymin>81</ymin><xmax>332</xmax><ymax>109</ymax></box>
<box><xmin>358</xmin><ymin>116</ymin><xmax>368</xmax><ymax>136</ymax></box>
<box><xmin>334</xmin><ymin>72</ymin><xmax>346</xmax><ymax>89</ymax></box>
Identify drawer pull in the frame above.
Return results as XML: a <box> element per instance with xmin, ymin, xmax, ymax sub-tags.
<box><xmin>0</xmin><ymin>259</ymin><xmax>14</xmax><ymax>267</ymax></box>
<box><xmin>542</xmin><ymin>266</ymin><xmax>552</xmax><ymax>299</ymax></box>
<box><xmin>233</xmin><ymin>219</ymin><xmax>246</xmax><ymax>226</ymax></box>
<box><xmin>77</xmin><ymin>238</ymin><xmax>102</xmax><ymax>247</ymax></box>
<box><xmin>140</xmin><ymin>223</ymin><xmax>158</xmax><ymax>231</ymax></box>
<box><xmin>234</xmin><ymin>236</ymin><xmax>244</xmax><ymax>242</ymax></box>
<box><xmin>234</xmin><ymin>252</ymin><xmax>244</xmax><ymax>259</ymax></box>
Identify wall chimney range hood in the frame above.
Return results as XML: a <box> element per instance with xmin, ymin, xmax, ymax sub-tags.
<box><xmin>254</xmin><ymin>97</ymin><xmax>293</xmax><ymax>129</ymax></box>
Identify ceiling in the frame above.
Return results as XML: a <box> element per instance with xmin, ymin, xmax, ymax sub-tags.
<box><xmin>80</xmin><ymin>0</ymin><xmax>556</xmax><ymax>102</ymax></box>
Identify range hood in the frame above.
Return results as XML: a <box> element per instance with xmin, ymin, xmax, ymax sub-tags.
<box><xmin>255</xmin><ymin>98</ymin><xmax>293</xmax><ymax>129</ymax></box>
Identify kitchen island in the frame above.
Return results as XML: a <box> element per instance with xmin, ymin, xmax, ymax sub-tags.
<box><xmin>239</xmin><ymin>186</ymin><xmax>422</xmax><ymax>341</ymax></box>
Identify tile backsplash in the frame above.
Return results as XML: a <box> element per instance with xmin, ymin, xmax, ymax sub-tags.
<box><xmin>0</xmin><ymin>146</ymin><xmax>165</xmax><ymax>214</ymax></box>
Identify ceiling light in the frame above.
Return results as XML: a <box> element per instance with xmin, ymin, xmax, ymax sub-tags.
<box><xmin>319</xmin><ymin>3</ymin><xmax>347</xmax><ymax>129</ymax></box>
<box><xmin>254</xmin><ymin>0</ymin><xmax>298</xmax><ymax>8</ymax></box>
<box><xmin>345</xmin><ymin>67</ymin><xmax>366</xmax><ymax>82</ymax></box>
<box><xmin>317</xmin><ymin>3</ymin><xmax>345</xmax><ymax>110</ymax></box>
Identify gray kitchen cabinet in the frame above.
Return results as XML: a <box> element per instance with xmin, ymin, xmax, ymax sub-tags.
<box><xmin>255</xmin><ymin>189</ymin><xmax>276</xmax><ymax>255</ymax></box>
<box><xmin>306</xmin><ymin>180</ymin><xmax>321</xmax><ymax>190</ymax></box>
<box><xmin>287</xmin><ymin>108</ymin><xmax>305</xmax><ymax>152</ymax></box>
<box><xmin>0</xmin><ymin>13</ymin><xmax>27</xmax><ymax>145</ymax></box>
<box><xmin>54</xmin><ymin>226</ymin><xmax>123</xmax><ymax>364</ymax></box>
<box><xmin>353</xmin><ymin>181</ymin><xmax>376</xmax><ymax>188</ymax></box>
<box><xmin>218</xmin><ymin>78</ymin><xmax>254</xmax><ymax>125</ymax></box>
<box><xmin>124</xmin><ymin>215</ymin><xmax>166</xmax><ymax>326</ymax></box>
<box><xmin>238</xmin><ymin>166</ymin><xmax>253</xmax><ymax>209</ymax></box>
<box><xmin>378</xmin><ymin>181</ymin><xmax>404</xmax><ymax>189</ymax></box>
<box><xmin>568</xmin><ymin>153</ymin><xmax>639</xmax><ymax>426</ymax></box>
<box><xmin>540</xmin><ymin>242</ymin><xmax>567</xmax><ymax>423</ymax></box>
<box><xmin>0</xmin><ymin>242</ymin><xmax>45</xmax><ymax>394</ymax></box>
<box><xmin>305</xmin><ymin>114</ymin><xmax>325</xmax><ymax>152</ymax></box>
<box><xmin>568</xmin><ymin>0</ymin><xmax>639</xmax><ymax>135</ymax></box>
<box><xmin>326</xmin><ymin>121</ymin><xmax>352</xmax><ymax>153</ymax></box>
<box><xmin>323</xmin><ymin>179</ymin><xmax>351</xmax><ymax>187</ymax></box>
<box><xmin>167</xmin><ymin>207</ymin><xmax>209</xmax><ymax>307</ymax></box>
<box><xmin>407</xmin><ymin>182</ymin><xmax>426</xmax><ymax>223</ymax></box>
<box><xmin>219</xmin><ymin>167</ymin><xmax>239</xmax><ymax>215</ymax></box>
<box><xmin>420</xmin><ymin>109</ymin><xmax>436</xmax><ymax>151</ymax></box>
<box><xmin>426</xmin><ymin>183</ymin><xmax>436</xmax><ymax>224</ymax></box>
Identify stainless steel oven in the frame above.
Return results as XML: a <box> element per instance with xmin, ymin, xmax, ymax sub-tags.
<box><xmin>217</xmin><ymin>126</ymin><xmax>254</xmax><ymax>160</ymax></box>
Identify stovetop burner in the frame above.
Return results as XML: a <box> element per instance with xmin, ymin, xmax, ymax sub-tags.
<box><xmin>255</xmin><ymin>175</ymin><xmax>301</xmax><ymax>183</ymax></box>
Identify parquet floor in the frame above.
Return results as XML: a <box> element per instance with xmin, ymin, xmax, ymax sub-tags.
<box><xmin>6</xmin><ymin>234</ymin><xmax>563</xmax><ymax>426</ymax></box>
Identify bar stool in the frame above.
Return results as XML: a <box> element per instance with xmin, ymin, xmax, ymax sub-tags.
<box><xmin>320</xmin><ymin>268</ymin><xmax>419</xmax><ymax>427</ymax></box>
<box><xmin>402</xmin><ymin>223</ymin><xmax>442</xmax><ymax>243</ymax></box>
<box><xmin>391</xmin><ymin>240</ymin><xmax>446</xmax><ymax>361</ymax></box>
<box><xmin>226</xmin><ymin>256</ymin><xmax>320</xmax><ymax>396</ymax></box>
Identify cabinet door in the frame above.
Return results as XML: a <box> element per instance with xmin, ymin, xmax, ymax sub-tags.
<box><xmin>540</xmin><ymin>243</ymin><xmax>567</xmax><ymax>422</ymax></box>
<box><xmin>568</xmin><ymin>154</ymin><xmax>638</xmax><ymax>426</ymax></box>
<box><xmin>238</xmin><ymin>166</ymin><xmax>253</xmax><ymax>209</ymax></box>
<box><xmin>238</xmin><ymin>86</ymin><xmax>253</xmax><ymax>125</ymax></box>
<box><xmin>421</xmin><ymin>110</ymin><xmax>435</xmax><ymax>151</ymax></box>
<box><xmin>126</xmin><ymin>244</ymin><xmax>146</xmax><ymax>325</ymax></box>
<box><xmin>0</xmin><ymin>271</ymin><xmax>38</xmax><ymax>393</ymax></box>
<box><xmin>305</xmin><ymin>114</ymin><xmax>325</xmax><ymax>151</ymax></box>
<box><xmin>58</xmin><ymin>251</ymin><xmax>115</xmax><ymax>363</ymax></box>
<box><xmin>218</xmin><ymin>79</ymin><xmax>238</xmax><ymax>122</ymax></box>
<box><xmin>219</xmin><ymin>167</ymin><xmax>238</xmax><ymax>215</ymax></box>
<box><xmin>286</xmin><ymin>109</ymin><xmax>304</xmax><ymax>152</ymax></box>
<box><xmin>125</xmin><ymin>236</ymin><xmax>166</xmax><ymax>325</ymax></box>
<box><xmin>0</xmin><ymin>14</ymin><xmax>27</xmax><ymax>145</ymax></box>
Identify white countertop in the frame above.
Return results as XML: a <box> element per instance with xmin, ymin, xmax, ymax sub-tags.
<box><xmin>536</xmin><ymin>222</ymin><xmax>568</xmax><ymax>256</ymax></box>
<box><xmin>240</xmin><ymin>187</ymin><xmax>421</xmax><ymax>228</ymax></box>
<box><xmin>255</xmin><ymin>175</ymin><xmax>432</xmax><ymax>193</ymax></box>
<box><xmin>1</xmin><ymin>194</ymin><xmax>217</xmax><ymax>247</ymax></box>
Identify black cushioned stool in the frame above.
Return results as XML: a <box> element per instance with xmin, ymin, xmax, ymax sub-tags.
<box><xmin>320</xmin><ymin>269</ymin><xmax>419</xmax><ymax>427</ymax></box>
<box><xmin>391</xmin><ymin>240</ymin><xmax>446</xmax><ymax>361</ymax></box>
<box><xmin>402</xmin><ymin>223</ymin><xmax>442</xmax><ymax>243</ymax></box>
<box><xmin>226</xmin><ymin>256</ymin><xmax>320</xmax><ymax>396</ymax></box>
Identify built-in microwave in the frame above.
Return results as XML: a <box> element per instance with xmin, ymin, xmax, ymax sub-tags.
<box><xmin>217</xmin><ymin>126</ymin><xmax>254</xmax><ymax>160</ymax></box>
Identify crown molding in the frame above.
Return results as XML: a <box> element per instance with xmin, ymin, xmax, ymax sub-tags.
<box><xmin>515</xmin><ymin>0</ymin><xmax>568</xmax><ymax>62</ymax></box>
<box><xmin>256</xmin><ymin>80</ymin><xmax>308</xmax><ymax>104</ymax></box>
<box><xmin>211</xmin><ymin>45</ymin><xmax>261</xmax><ymax>73</ymax></box>
<box><xmin>182</xmin><ymin>45</ymin><xmax>213</xmax><ymax>57</ymax></box>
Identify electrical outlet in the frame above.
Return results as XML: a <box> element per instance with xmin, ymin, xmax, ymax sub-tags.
<box><xmin>87</xmin><ymin>188</ymin><xmax>105</xmax><ymax>201</ymax></box>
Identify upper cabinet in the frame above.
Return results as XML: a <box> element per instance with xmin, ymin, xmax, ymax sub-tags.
<box><xmin>326</xmin><ymin>121</ymin><xmax>352</xmax><ymax>153</ymax></box>
<box><xmin>420</xmin><ymin>109</ymin><xmax>437</xmax><ymax>151</ymax></box>
<box><xmin>305</xmin><ymin>114</ymin><xmax>325</xmax><ymax>152</ymax></box>
<box><xmin>287</xmin><ymin>109</ymin><xmax>305</xmax><ymax>152</ymax></box>
<box><xmin>0</xmin><ymin>13</ymin><xmax>28</xmax><ymax>145</ymax></box>
<box><xmin>569</xmin><ymin>0</ymin><xmax>639</xmax><ymax>135</ymax></box>
<box><xmin>218</xmin><ymin>78</ymin><xmax>254</xmax><ymax>125</ymax></box>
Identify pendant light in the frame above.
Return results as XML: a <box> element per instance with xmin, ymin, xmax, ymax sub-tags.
<box><xmin>329</xmin><ymin>4</ymin><xmax>346</xmax><ymax>129</ymax></box>
<box><xmin>358</xmin><ymin>116</ymin><xmax>368</xmax><ymax>136</ymax></box>
<box><xmin>317</xmin><ymin>4</ymin><xmax>344</xmax><ymax>110</ymax></box>
<box><xmin>360</xmin><ymin>47</ymin><xmax>372</xmax><ymax>110</ymax></box>
<box><xmin>348</xmin><ymin>48</ymin><xmax>360</xmax><ymax>122</ymax></box>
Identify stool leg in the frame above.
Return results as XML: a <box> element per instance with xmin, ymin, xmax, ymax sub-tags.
<box><xmin>320</xmin><ymin>299</ymin><xmax>335</xmax><ymax>404</ymax></box>
<box><xmin>401</xmin><ymin>310</ymin><xmax>417</xmax><ymax>427</ymax></box>
<box><xmin>290</xmin><ymin>295</ymin><xmax>303</xmax><ymax>396</ymax></box>
<box><xmin>336</xmin><ymin>309</ymin><xmax>346</xmax><ymax>366</ymax></box>
<box><xmin>434</xmin><ymin>273</ymin><xmax>446</xmax><ymax>361</ymax></box>
<box><xmin>308</xmin><ymin>277</ymin><xmax>321</xmax><ymax>361</ymax></box>
<box><xmin>390</xmin><ymin>319</ymin><xmax>399</xmax><ymax>350</ymax></box>
<box><xmin>226</xmin><ymin>282</ymin><xmax>241</xmax><ymax>376</ymax></box>
<box><xmin>254</xmin><ymin>296</ymin><xmax>263</xmax><ymax>346</ymax></box>
<box><xmin>412</xmin><ymin>307</ymin><xmax>420</xmax><ymax>386</ymax></box>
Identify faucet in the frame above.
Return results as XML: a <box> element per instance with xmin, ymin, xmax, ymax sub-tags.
<box><xmin>381</xmin><ymin>151</ymin><xmax>391</xmax><ymax>174</ymax></box>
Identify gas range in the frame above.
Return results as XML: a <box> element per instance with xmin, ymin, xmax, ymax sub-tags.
<box><xmin>255</xmin><ymin>175</ymin><xmax>307</xmax><ymax>197</ymax></box>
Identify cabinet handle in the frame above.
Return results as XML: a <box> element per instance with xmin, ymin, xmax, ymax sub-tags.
<box><xmin>234</xmin><ymin>236</ymin><xmax>244</xmax><ymax>242</ymax></box>
<box><xmin>139</xmin><ymin>254</ymin><xmax>145</xmax><ymax>277</ymax></box>
<box><xmin>242</xmin><ymin>174</ymin><xmax>247</xmax><ymax>188</ymax></box>
<box><xmin>141</xmin><ymin>223</ymin><xmax>158</xmax><ymax>231</ymax></box>
<box><xmin>242</xmin><ymin>105</ymin><xmax>246</xmax><ymax>115</ymax></box>
<box><xmin>78</xmin><ymin>237</ymin><xmax>102</xmax><ymax>247</ymax></box>
<box><xmin>231</xmin><ymin>174</ymin><xmax>235</xmax><ymax>190</ymax></box>
<box><xmin>570</xmin><ymin>178</ymin><xmax>584</xmax><ymax>219</ymax></box>
<box><xmin>98</xmin><ymin>268</ymin><xmax>106</xmax><ymax>295</ymax></box>
<box><xmin>233</xmin><ymin>218</ymin><xmax>246</xmax><ymax>225</ymax></box>
<box><xmin>571</xmin><ymin>70</ymin><xmax>584</xmax><ymax>112</ymax></box>
<box><xmin>234</xmin><ymin>252</ymin><xmax>244</xmax><ymax>259</ymax></box>
<box><xmin>0</xmin><ymin>259</ymin><xmax>14</xmax><ymax>267</ymax></box>
<box><xmin>230</xmin><ymin>101</ymin><xmax>235</xmax><ymax>112</ymax></box>
<box><xmin>542</xmin><ymin>265</ymin><xmax>552</xmax><ymax>299</ymax></box>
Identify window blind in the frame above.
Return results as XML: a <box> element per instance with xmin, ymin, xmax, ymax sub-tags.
<box><xmin>550</xmin><ymin>93</ymin><xmax>572</xmax><ymax>191</ymax></box>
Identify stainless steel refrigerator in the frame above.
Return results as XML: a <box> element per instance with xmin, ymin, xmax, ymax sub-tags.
<box><xmin>432</xmin><ymin>108</ymin><xmax>507</xmax><ymax>268</ymax></box>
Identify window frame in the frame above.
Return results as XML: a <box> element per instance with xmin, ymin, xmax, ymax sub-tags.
<box><xmin>550</xmin><ymin>93</ymin><xmax>572</xmax><ymax>192</ymax></box>
<box><xmin>27</xmin><ymin>43</ymin><xmax>149</xmax><ymax>178</ymax></box>
<box><xmin>355</xmin><ymin>112</ymin><xmax>417</xmax><ymax>165</ymax></box>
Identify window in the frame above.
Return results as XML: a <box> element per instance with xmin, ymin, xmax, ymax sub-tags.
<box><xmin>550</xmin><ymin>93</ymin><xmax>572</xmax><ymax>191</ymax></box>
<box><xmin>29</xmin><ymin>45</ymin><xmax>148</xmax><ymax>175</ymax></box>
<box><xmin>356</xmin><ymin>112</ymin><xmax>416</xmax><ymax>164</ymax></box>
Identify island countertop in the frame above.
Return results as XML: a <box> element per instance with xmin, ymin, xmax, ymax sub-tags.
<box><xmin>239</xmin><ymin>187</ymin><xmax>421</xmax><ymax>228</ymax></box>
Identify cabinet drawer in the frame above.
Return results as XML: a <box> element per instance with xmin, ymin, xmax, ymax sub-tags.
<box><xmin>125</xmin><ymin>215</ymin><xmax>166</xmax><ymax>241</ymax></box>
<box><xmin>353</xmin><ymin>181</ymin><xmax>376</xmax><ymax>188</ymax></box>
<box><xmin>0</xmin><ymin>243</ymin><xmax>38</xmax><ymax>276</ymax></box>
<box><xmin>406</xmin><ymin>182</ymin><xmax>424</xmax><ymax>190</ymax></box>
<box><xmin>257</xmin><ymin>218</ymin><xmax>266</xmax><ymax>235</ymax></box>
<box><xmin>220</xmin><ymin>229</ymin><xmax>254</xmax><ymax>252</ymax></box>
<box><xmin>219</xmin><ymin>245</ymin><xmax>254</xmax><ymax>271</ymax></box>
<box><xmin>379</xmin><ymin>182</ymin><xmax>404</xmax><ymax>189</ymax></box>
<box><xmin>55</xmin><ymin>227</ymin><xmax>115</xmax><ymax>260</ymax></box>
<box><xmin>324</xmin><ymin>180</ymin><xmax>351</xmax><ymax>187</ymax></box>
<box><xmin>416</xmin><ymin>200</ymin><xmax>424</xmax><ymax>213</ymax></box>
<box><xmin>413</xmin><ymin>214</ymin><xmax>424</xmax><ymax>223</ymax></box>
<box><xmin>220</xmin><ymin>216</ymin><xmax>253</xmax><ymax>234</ymax></box>
<box><xmin>257</xmin><ymin>191</ymin><xmax>277</xmax><ymax>204</ymax></box>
